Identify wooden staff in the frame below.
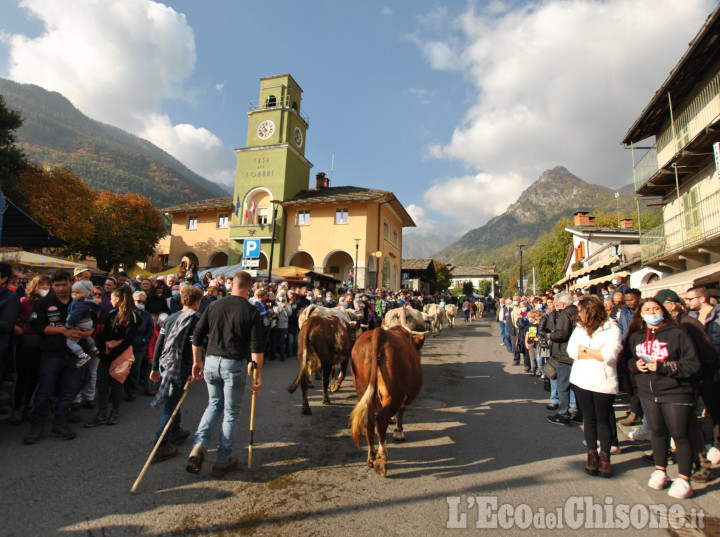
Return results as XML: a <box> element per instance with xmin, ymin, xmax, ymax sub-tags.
<box><xmin>248</xmin><ymin>360</ymin><xmax>258</xmax><ymax>468</ymax></box>
<box><xmin>130</xmin><ymin>379</ymin><xmax>191</xmax><ymax>494</ymax></box>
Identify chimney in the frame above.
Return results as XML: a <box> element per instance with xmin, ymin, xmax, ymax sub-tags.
<box><xmin>315</xmin><ymin>172</ymin><xmax>329</xmax><ymax>190</ymax></box>
<box><xmin>620</xmin><ymin>218</ymin><xmax>633</xmax><ymax>229</ymax></box>
<box><xmin>573</xmin><ymin>211</ymin><xmax>593</xmax><ymax>226</ymax></box>
<box><xmin>588</xmin><ymin>216</ymin><xmax>597</xmax><ymax>226</ymax></box>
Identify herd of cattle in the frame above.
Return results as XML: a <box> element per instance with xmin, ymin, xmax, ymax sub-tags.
<box><xmin>287</xmin><ymin>301</ymin><xmax>484</xmax><ymax>476</ymax></box>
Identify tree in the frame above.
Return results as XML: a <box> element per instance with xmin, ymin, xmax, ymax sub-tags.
<box><xmin>88</xmin><ymin>190</ymin><xmax>166</xmax><ymax>271</ymax></box>
<box><xmin>0</xmin><ymin>95</ymin><xmax>28</xmax><ymax>204</ymax></box>
<box><xmin>462</xmin><ymin>281</ymin><xmax>474</xmax><ymax>296</ymax></box>
<box><xmin>430</xmin><ymin>261</ymin><xmax>452</xmax><ymax>293</ymax></box>
<box><xmin>529</xmin><ymin>217</ymin><xmax>573</xmax><ymax>292</ymax></box>
<box><xmin>477</xmin><ymin>279</ymin><xmax>492</xmax><ymax>296</ymax></box>
<box><xmin>19</xmin><ymin>165</ymin><xmax>97</xmax><ymax>255</ymax></box>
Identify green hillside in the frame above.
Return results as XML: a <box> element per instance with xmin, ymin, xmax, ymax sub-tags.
<box><xmin>0</xmin><ymin>78</ymin><xmax>229</xmax><ymax>208</ymax></box>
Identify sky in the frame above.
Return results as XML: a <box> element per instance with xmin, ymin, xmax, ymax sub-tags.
<box><xmin>0</xmin><ymin>0</ymin><xmax>717</xmax><ymax>251</ymax></box>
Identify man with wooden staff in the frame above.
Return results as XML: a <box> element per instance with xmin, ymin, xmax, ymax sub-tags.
<box><xmin>148</xmin><ymin>285</ymin><xmax>204</xmax><ymax>462</ymax></box>
<box><xmin>186</xmin><ymin>271</ymin><xmax>263</xmax><ymax>478</ymax></box>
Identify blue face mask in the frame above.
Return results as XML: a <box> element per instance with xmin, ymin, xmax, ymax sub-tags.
<box><xmin>520</xmin><ymin>307</ymin><xmax>528</xmax><ymax>313</ymax></box>
<box><xmin>136</xmin><ymin>303</ymin><xmax>145</xmax><ymax>311</ymax></box>
<box><xmin>172</xmin><ymin>290</ymin><xmax>180</xmax><ymax>298</ymax></box>
<box><xmin>643</xmin><ymin>314</ymin><xmax>664</xmax><ymax>326</ymax></box>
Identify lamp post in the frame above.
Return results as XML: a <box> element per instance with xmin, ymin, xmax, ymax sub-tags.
<box><xmin>267</xmin><ymin>200</ymin><xmax>283</xmax><ymax>284</ymax></box>
<box><xmin>354</xmin><ymin>238</ymin><xmax>360</xmax><ymax>290</ymax></box>
<box><xmin>518</xmin><ymin>244</ymin><xmax>525</xmax><ymax>297</ymax></box>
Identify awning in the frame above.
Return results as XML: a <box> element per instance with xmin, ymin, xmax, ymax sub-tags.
<box><xmin>273</xmin><ymin>266</ymin><xmax>313</xmax><ymax>279</ymax></box>
<box><xmin>570</xmin><ymin>271</ymin><xmax>630</xmax><ymax>291</ymax></box>
<box><xmin>638</xmin><ymin>261</ymin><xmax>720</xmax><ymax>297</ymax></box>
<box><xmin>555</xmin><ymin>255</ymin><xmax>620</xmax><ymax>287</ymax></box>
<box><xmin>0</xmin><ymin>250</ymin><xmax>82</xmax><ymax>270</ymax></box>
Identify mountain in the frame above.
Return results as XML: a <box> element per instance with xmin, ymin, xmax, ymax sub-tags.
<box><xmin>0</xmin><ymin>78</ymin><xmax>229</xmax><ymax>208</ymax></box>
<box><xmin>434</xmin><ymin>166</ymin><xmax>639</xmax><ymax>266</ymax></box>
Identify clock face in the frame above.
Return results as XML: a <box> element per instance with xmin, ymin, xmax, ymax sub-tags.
<box><xmin>294</xmin><ymin>127</ymin><xmax>303</xmax><ymax>147</ymax></box>
<box><xmin>257</xmin><ymin>120</ymin><xmax>275</xmax><ymax>139</ymax></box>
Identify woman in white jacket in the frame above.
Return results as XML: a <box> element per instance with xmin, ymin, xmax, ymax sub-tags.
<box><xmin>568</xmin><ymin>295</ymin><xmax>622</xmax><ymax>478</ymax></box>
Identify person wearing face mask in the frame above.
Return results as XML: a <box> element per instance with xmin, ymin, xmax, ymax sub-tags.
<box><xmin>125</xmin><ymin>290</ymin><xmax>155</xmax><ymax>402</ymax></box>
<box><xmin>272</xmin><ymin>295</ymin><xmax>291</xmax><ymax>361</ymax></box>
<box><xmin>624</xmin><ymin>298</ymin><xmax>701</xmax><ymax>499</ymax></box>
<box><xmin>147</xmin><ymin>280</ymin><xmax>171</xmax><ymax>316</ymax></box>
<box><xmin>11</xmin><ymin>274</ymin><xmax>50</xmax><ymax>424</ymax></box>
<box><xmin>168</xmin><ymin>284</ymin><xmax>183</xmax><ymax>313</ymax></box>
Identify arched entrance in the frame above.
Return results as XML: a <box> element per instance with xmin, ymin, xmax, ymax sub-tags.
<box><xmin>259</xmin><ymin>251</ymin><xmax>268</xmax><ymax>270</ymax></box>
<box><xmin>207</xmin><ymin>251</ymin><xmax>228</xmax><ymax>268</ymax></box>
<box><xmin>177</xmin><ymin>252</ymin><xmax>199</xmax><ymax>270</ymax></box>
<box><xmin>323</xmin><ymin>250</ymin><xmax>354</xmax><ymax>282</ymax></box>
<box><xmin>287</xmin><ymin>251</ymin><xmax>314</xmax><ymax>269</ymax></box>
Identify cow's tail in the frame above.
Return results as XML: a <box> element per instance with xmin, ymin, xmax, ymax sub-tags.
<box><xmin>288</xmin><ymin>330</ymin><xmax>309</xmax><ymax>394</ymax></box>
<box><xmin>350</xmin><ymin>328</ymin><xmax>382</xmax><ymax>447</ymax></box>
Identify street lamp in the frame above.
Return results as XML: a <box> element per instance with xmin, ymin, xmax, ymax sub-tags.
<box><xmin>518</xmin><ymin>244</ymin><xmax>525</xmax><ymax>297</ymax></box>
<box><xmin>354</xmin><ymin>238</ymin><xmax>360</xmax><ymax>290</ymax></box>
<box><xmin>267</xmin><ymin>200</ymin><xmax>283</xmax><ymax>284</ymax></box>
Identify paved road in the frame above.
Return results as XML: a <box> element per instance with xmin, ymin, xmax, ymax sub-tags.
<box><xmin>1</xmin><ymin>316</ymin><xmax>719</xmax><ymax>536</ymax></box>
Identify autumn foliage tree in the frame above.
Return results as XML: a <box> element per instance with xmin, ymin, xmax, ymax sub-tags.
<box><xmin>88</xmin><ymin>190</ymin><xmax>165</xmax><ymax>271</ymax></box>
<box><xmin>16</xmin><ymin>165</ymin><xmax>165</xmax><ymax>271</ymax></box>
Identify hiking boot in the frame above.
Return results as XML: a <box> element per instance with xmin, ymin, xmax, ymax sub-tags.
<box><xmin>598</xmin><ymin>451</ymin><xmax>612</xmax><ymax>478</ymax></box>
<box><xmin>586</xmin><ymin>450</ymin><xmax>599</xmax><ymax>476</ymax></box>
<box><xmin>84</xmin><ymin>414</ymin><xmax>107</xmax><ymax>428</ymax></box>
<box><xmin>186</xmin><ymin>444</ymin><xmax>207</xmax><ymax>474</ymax></box>
<box><xmin>152</xmin><ymin>444</ymin><xmax>178</xmax><ymax>463</ymax></box>
<box><xmin>691</xmin><ymin>465</ymin><xmax>714</xmax><ymax>483</ymax></box>
<box><xmin>23</xmin><ymin>425</ymin><xmax>43</xmax><ymax>445</ymax></box>
<box><xmin>107</xmin><ymin>410</ymin><xmax>119</xmax><ymax>425</ymax></box>
<box><xmin>211</xmin><ymin>454</ymin><xmax>238</xmax><ymax>478</ymax></box>
<box><xmin>51</xmin><ymin>424</ymin><xmax>76</xmax><ymax>440</ymax></box>
<box><xmin>169</xmin><ymin>428</ymin><xmax>190</xmax><ymax>446</ymax></box>
<box><xmin>620</xmin><ymin>412</ymin><xmax>641</xmax><ymax>426</ymax></box>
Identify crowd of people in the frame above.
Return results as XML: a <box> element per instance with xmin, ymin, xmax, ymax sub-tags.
<box><xmin>0</xmin><ymin>261</ymin><xmax>492</xmax><ymax>473</ymax></box>
<box><xmin>496</xmin><ymin>280</ymin><xmax>720</xmax><ymax>499</ymax></box>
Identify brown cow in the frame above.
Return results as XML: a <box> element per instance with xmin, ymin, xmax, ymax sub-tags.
<box><xmin>288</xmin><ymin>315</ymin><xmax>352</xmax><ymax>415</ymax></box>
<box><xmin>350</xmin><ymin>326</ymin><xmax>424</xmax><ymax>477</ymax></box>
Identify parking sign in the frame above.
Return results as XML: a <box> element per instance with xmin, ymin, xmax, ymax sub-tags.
<box><xmin>243</xmin><ymin>239</ymin><xmax>261</xmax><ymax>259</ymax></box>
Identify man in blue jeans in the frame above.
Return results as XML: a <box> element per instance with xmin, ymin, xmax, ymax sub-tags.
<box><xmin>24</xmin><ymin>270</ymin><xmax>88</xmax><ymax>444</ymax></box>
<box><xmin>186</xmin><ymin>271</ymin><xmax>263</xmax><ymax>477</ymax></box>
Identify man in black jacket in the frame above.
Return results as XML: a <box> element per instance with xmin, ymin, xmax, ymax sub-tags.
<box><xmin>547</xmin><ymin>292</ymin><xmax>578</xmax><ymax>426</ymax></box>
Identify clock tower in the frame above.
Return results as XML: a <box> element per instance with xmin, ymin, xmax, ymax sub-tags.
<box><xmin>229</xmin><ymin>73</ymin><xmax>312</xmax><ymax>267</ymax></box>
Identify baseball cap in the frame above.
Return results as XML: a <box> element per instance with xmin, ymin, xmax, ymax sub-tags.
<box><xmin>655</xmin><ymin>289</ymin><xmax>681</xmax><ymax>304</ymax></box>
<box><xmin>73</xmin><ymin>265</ymin><xmax>90</xmax><ymax>277</ymax></box>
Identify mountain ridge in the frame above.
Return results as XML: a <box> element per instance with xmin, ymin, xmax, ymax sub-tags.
<box><xmin>0</xmin><ymin>78</ymin><xmax>229</xmax><ymax>208</ymax></box>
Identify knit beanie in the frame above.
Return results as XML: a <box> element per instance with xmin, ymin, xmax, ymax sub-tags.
<box><xmin>72</xmin><ymin>280</ymin><xmax>94</xmax><ymax>297</ymax></box>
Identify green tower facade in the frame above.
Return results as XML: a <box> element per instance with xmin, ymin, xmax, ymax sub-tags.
<box><xmin>229</xmin><ymin>74</ymin><xmax>312</xmax><ymax>267</ymax></box>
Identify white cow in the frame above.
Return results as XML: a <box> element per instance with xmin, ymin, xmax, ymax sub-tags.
<box><xmin>422</xmin><ymin>303</ymin><xmax>445</xmax><ymax>337</ymax></box>
<box><xmin>444</xmin><ymin>304</ymin><xmax>458</xmax><ymax>328</ymax></box>
<box><xmin>382</xmin><ymin>305</ymin><xmax>427</xmax><ymax>333</ymax></box>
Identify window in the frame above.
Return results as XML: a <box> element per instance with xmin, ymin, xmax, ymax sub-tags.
<box><xmin>266</xmin><ymin>95</ymin><xmax>276</xmax><ymax>107</ymax></box>
<box><xmin>335</xmin><ymin>208</ymin><xmax>348</xmax><ymax>225</ymax></box>
<box><xmin>392</xmin><ymin>228</ymin><xmax>398</xmax><ymax>246</ymax></box>
<box><xmin>217</xmin><ymin>213</ymin><xmax>229</xmax><ymax>229</ymax></box>
<box><xmin>383</xmin><ymin>220</ymin><xmax>389</xmax><ymax>240</ymax></box>
<box><xmin>297</xmin><ymin>210</ymin><xmax>310</xmax><ymax>226</ymax></box>
<box><xmin>257</xmin><ymin>207</ymin><xmax>269</xmax><ymax>225</ymax></box>
<box><xmin>187</xmin><ymin>215</ymin><xmax>198</xmax><ymax>230</ymax></box>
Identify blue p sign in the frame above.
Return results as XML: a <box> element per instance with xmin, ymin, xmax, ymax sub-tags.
<box><xmin>243</xmin><ymin>239</ymin><xmax>261</xmax><ymax>259</ymax></box>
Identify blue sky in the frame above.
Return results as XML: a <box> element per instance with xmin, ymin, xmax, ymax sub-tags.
<box><xmin>0</xmin><ymin>0</ymin><xmax>717</xmax><ymax>255</ymax></box>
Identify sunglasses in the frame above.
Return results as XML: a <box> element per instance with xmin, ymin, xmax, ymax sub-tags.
<box><xmin>136</xmin><ymin>300</ymin><xmax>146</xmax><ymax>304</ymax></box>
<box><xmin>93</xmin><ymin>293</ymin><xmax>103</xmax><ymax>298</ymax></box>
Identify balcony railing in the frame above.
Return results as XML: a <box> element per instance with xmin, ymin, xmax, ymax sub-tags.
<box><xmin>248</xmin><ymin>96</ymin><xmax>310</xmax><ymax>124</ymax></box>
<box><xmin>640</xmin><ymin>189</ymin><xmax>720</xmax><ymax>262</ymax></box>
<box><xmin>633</xmin><ymin>144</ymin><xmax>659</xmax><ymax>191</ymax></box>
<box><xmin>654</xmin><ymin>69</ymin><xmax>720</xmax><ymax>170</ymax></box>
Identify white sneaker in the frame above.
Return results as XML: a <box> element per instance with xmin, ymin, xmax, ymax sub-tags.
<box><xmin>629</xmin><ymin>425</ymin><xmax>651</xmax><ymax>441</ymax></box>
<box><xmin>648</xmin><ymin>470</ymin><xmax>670</xmax><ymax>490</ymax></box>
<box><xmin>707</xmin><ymin>446</ymin><xmax>720</xmax><ymax>466</ymax></box>
<box><xmin>668</xmin><ymin>478</ymin><xmax>693</xmax><ymax>499</ymax></box>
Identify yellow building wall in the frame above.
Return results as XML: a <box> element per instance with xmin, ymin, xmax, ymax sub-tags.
<box><xmin>167</xmin><ymin>208</ymin><xmax>231</xmax><ymax>267</ymax></box>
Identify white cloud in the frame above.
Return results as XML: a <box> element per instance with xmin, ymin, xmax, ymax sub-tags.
<box><xmin>417</xmin><ymin>0</ymin><xmax>716</xmax><ymax>229</ymax></box>
<box><xmin>140</xmin><ymin>114</ymin><xmax>235</xmax><ymax>186</ymax></box>
<box><xmin>6</xmin><ymin>0</ymin><xmax>232</xmax><ymax>186</ymax></box>
<box><xmin>381</xmin><ymin>7</ymin><xmax>393</xmax><ymax>16</ymax></box>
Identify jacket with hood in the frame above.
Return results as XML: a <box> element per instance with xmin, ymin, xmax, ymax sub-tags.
<box><xmin>624</xmin><ymin>322</ymin><xmax>700</xmax><ymax>404</ymax></box>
